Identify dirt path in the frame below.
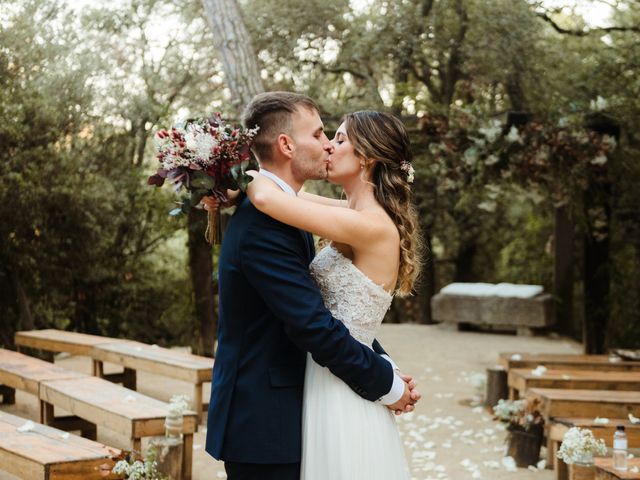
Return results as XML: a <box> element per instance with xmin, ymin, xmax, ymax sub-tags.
<box><xmin>0</xmin><ymin>323</ymin><xmax>582</xmax><ymax>479</ymax></box>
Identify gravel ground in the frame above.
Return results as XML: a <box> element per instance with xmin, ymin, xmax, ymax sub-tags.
<box><xmin>0</xmin><ymin>323</ymin><xmax>582</xmax><ymax>480</ymax></box>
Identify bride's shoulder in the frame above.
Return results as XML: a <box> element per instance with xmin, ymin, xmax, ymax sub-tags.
<box><xmin>359</xmin><ymin>207</ymin><xmax>400</xmax><ymax>241</ymax></box>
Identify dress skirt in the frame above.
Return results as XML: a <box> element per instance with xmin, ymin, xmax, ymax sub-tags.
<box><xmin>300</xmin><ymin>353</ymin><xmax>410</xmax><ymax>480</ymax></box>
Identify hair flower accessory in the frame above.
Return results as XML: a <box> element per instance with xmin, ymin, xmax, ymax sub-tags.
<box><xmin>400</xmin><ymin>160</ymin><xmax>415</xmax><ymax>184</ymax></box>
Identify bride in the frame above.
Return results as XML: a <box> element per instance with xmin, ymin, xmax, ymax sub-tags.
<box><xmin>245</xmin><ymin>110</ymin><xmax>422</xmax><ymax>479</ymax></box>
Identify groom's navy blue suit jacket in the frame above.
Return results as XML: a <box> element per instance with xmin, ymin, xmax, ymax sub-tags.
<box><xmin>205</xmin><ymin>195</ymin><xmax>394</xmax><ymax>464</ymax></box>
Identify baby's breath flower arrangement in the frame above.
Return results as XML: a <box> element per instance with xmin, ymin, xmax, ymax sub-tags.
<box><xmin>112</xmin><ymin>448</ymin><xmax>167</xmax><ymax>480</ymax></box>
<box><xmin>493</xmin><ymin>398</ymin><xmax>544</xmax><ymax>431</ymax></box>
<box><xmin>557</xmin><ymin>427</ymin><xmax>607</xmax><ymax>465</ymax></box>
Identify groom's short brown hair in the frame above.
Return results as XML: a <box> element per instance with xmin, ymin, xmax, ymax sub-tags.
<box><xmin>242</xmin><ymin>91</ymin><xmax>319</xmax><ymax>163</ymax></box>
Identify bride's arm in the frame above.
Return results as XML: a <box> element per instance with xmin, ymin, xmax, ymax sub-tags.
<box><xmin>298</xmin><ymin>191</ymin><xmax>347</xmax><ymax>207</ymax></box>
<box><xmin>248</xmin><ymin>174</ymin><xmax>384</xmax><ymax>248</ymax></box>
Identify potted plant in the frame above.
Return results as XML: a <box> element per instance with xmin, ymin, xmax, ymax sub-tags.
<box><xmin>493</xmin><ymin>398</ymin><xmax>545</xmax><ymax>467</ymax></box>
<box><xmin>556</xmin><ymin>427</ymin><xmax>607</xmax><ymax>480</ymax></box>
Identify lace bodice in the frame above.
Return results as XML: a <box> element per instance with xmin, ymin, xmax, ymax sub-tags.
<box><xmin>310</xmin><ymin>246</ymin><xmax>393</xmax><ymax>345</ymax></box>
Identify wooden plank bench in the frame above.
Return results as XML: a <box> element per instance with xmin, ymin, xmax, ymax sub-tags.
<box><xmin>0</xmin><ymin>348</ymin><xmax>197</xmax><ymax>480</ymax></box>
<box><xmin>15</xmin><ymin>329</ymin><xmax>213</xmax><ymax>423</ymax></box>
<box><xmin>91</xmin><ymin>341</ymin><xmax>213</xmax><ymax>423</ymax></box>
<box><xmin>509</xmin><ymin>369</ymin><xmax>640</xmax><ymax>400</ymax></box>
<box><xmin>14</xmin><ymin>329</ymin><xmax>135</xmax><ymax>387</ymax></box>
<box><xmin>526</xmin><ymin>388</ymin><xmax>640</xmax><ymax>420</ymax></box>
<box><xmin>548</xmin><ymin>418</ymin><xmax>640</xmax><ymax>480</ymax></box>
<box><xmin>499</xmin><ymin>353</ymin><xmax>640</xmax><ymax>372</ymax></box>
<box><xmin>0</xmin><ymin>349</ymin><xmax>96</xmax><ymax>438</ymax></box>
<box><xmin>0</xmin><ymin>411</ymin><xmax>122</xmax><ymax>480</ymax></box>
<box><xmin>595</xmin><ymin>457</ymin><xmax>640</xmax><ymax>479</ymax></box>
<box><xmin>39</xmin><ymin>375</ymin><xmax>197</xmax><ymax>480</ymax></box>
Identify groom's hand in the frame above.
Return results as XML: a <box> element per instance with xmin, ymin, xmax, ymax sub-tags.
<box><xmin>388</xmin><ymin>374</ymin><xmax>421</xmax><ymax>415</ymax></box>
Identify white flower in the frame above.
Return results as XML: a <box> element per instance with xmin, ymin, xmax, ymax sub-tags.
<box><xmin>168</xmin><ymin>394</ymin><xmax>191</xmax><ymax>415</ymax></box>
<box><xmin>557</xmin><ymin>427</ymin><xmax>607</xmax><ymax>464</ymax></box>
<box><xmin>479</xmin><ymin>121</ymin><xmax>502</xmax><ymax>142</ymax></box>
<box><xmin>17</xmin><ymin>421</ymin><xmax>35</xmax><ymax>432</ymax></box>
<box><xmin>505</xmin><ymin>126</ymin><xmax>521</xmax><ymax>143</ymax></box>
<box><xmin>590</xmin><ymin>96</ymin><xmax>608</xmax><ymax>111</ymax></box>
<box><xmin>591</xmin><ymin>154</ymin><xmax>607</xmax><ymax>166</ymax></box>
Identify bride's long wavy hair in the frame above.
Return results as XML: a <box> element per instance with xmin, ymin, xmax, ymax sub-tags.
<box><xmin>343</xmin><ymin>111</ymin><xmax>423</xmax><ymax>296</ymax></box>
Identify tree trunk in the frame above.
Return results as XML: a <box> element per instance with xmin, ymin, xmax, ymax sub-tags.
<box><xmin>188</xmin><ymin>208</ymin><xmax>217</xmax><ymax>357</ymax></box>
<box><xmin>418</xmin><ymin>234</ymin><xmax>436</xmax><ymax>324</ymax></box>
<box><xmin>11</xmin><ymin>270</ymin><xmax>35</xmax><ymax>332</ymax></box>
<box><xmin>201</xmin><ymin>0</ymin><xmax>264</xmax><ymax>111</ymax></box>
<box><xmin>454</xmin><ymin>243</ymin><xmax>477</xmax><ymax>282</ymax></box>
<box><xmin>195</xmin><ymin>0</ymin><xmax>264</xmax><ymax>355</ymax></box>
<box><xmin>582</xmin><ymin>189</ymin><xmax>611</xmax><ymax>354</ymax></box>
<box><xmin>553</xmin><ymin>205</ymin><xmax>574</xmax><ymax>336</ymax></box>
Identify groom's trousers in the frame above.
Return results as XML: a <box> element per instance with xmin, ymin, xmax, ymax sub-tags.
<box><xmin>224</xmin><ymin>461</ymin><xmax>300</xmax><ymax>480</ymax></box>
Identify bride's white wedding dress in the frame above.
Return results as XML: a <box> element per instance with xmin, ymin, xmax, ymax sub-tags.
<box><xmin>301</xmin><ymin>245</ymin><xmax>410</xmax><ymax>480</ymax></box>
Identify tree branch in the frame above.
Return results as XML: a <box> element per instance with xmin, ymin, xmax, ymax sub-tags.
<box><xmin>536</xmin><ymin>11</ymin><xmax>640</xmax><ymax>35</ymax></box>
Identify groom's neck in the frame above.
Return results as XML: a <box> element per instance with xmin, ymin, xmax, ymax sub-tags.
<box><xmin>259</xmin><ymin>161</ymin><xmax>302</xmax><ymax>193</ymax></box>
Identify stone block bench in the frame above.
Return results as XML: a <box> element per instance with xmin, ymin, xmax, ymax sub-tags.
<box><xmin>431</xmin><ymin>282</ymin><xmax>554</xmax><ymax>332</ymax></box>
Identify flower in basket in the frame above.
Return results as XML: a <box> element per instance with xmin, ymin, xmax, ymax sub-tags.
<box><xmin>147</xmin><ymin>114</ymin><xmax>259</xmax><ymax>242</ymax></box>
<box><xmin>112</xmin><ymin>447</ymin><xmax>167</xmax><ymax>480</ymax></box>
<box><xmin>493</xmin><ymin>398</ymin><xmax>545</xmax><ymax>431</ymax></box>
<box><xmin>556</xmin><ymin>427</ymin><xmax>607</xmax><ymax>465</ymax></box>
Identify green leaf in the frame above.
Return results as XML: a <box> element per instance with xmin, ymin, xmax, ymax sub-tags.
<box><xmin>190</xmin><ymin>189</ymin><xmax>207</xmax><ymax>207</ymax></box>
<box><xmin>190</xmin><ymin>170</ymin><xmax>217</xmax><ymax>190</ymax></box>
<box><xmin>230</xmin><ymin>157</ymin><xmax>259</xmax><ymax>191</ymax></box>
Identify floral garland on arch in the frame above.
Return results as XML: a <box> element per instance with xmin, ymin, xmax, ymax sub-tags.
<box><xmin>148</xmin><ymin>114</ymin><xmax>259</xmax><ymax>243</ymax></box>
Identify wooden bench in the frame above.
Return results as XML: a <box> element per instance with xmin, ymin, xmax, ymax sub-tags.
<box><xmin>91</xmin><ymin>341</ymin><xmax>212</xmax><ymax>423</ymax></box>
<box><xmin>0</xmin><ymin>411</ymin><xmax>122</xmax><ymax>479</ymax></box>
<box><xmin>548</xmin><ymin>418</ymin><xmax>640</xmax><ymax>480</ymax></box>
<box><xmin>14</xmin><ymin>329</ymin><xmax>135</xmax><ymax>386</ymax></box>
<box><xmin>40</xmin><ymin>376</ymin><xmax>197</xmax><ymax>480</ymax></box>
<box><xmin>526</xmin><ymin>388</ymin><xmax>640</xmax><ymax>420</ymax></box>
<box><xmin>499</xmin><ymin>353</ymin><xmax>640</xmax><ymax>372</ymax></box>
<box><xmin>509</xmin><ymin>369</ymin><xmax>640</xmax><ymax>399</ymax></box>
<box><xmin>15</xmin><ymin>329</ymin><xmax>213</xmax><ymax>423</ymax></box>
<box><xmin>595</xmin><ymin>457</ymin><xmax>640</xmax><ymax>479</ymax></box>
<box><xmin>0</xmin><ymin>348</ymin><xmax>197</xmax><ymax>480</ymax></box>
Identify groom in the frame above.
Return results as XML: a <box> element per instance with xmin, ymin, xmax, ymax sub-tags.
<box><xmin>204</xmin><ymin>91</ymin><xmax>418</xmax><ymax>480</ymax></box>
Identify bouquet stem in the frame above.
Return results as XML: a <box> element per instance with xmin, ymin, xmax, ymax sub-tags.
<box><xmin>205</xmin><ymin>210</ymin><xmax>219</xmax><ymax>245</ymax></box>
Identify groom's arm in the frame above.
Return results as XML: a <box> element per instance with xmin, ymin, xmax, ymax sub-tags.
<box><xmin>241</xmin><ymin>220</ymin><xmax>405</xmax><ymax>404</ymax></box>
<box><xmin>372</xmin><ymin>340</ymin><xmax>400</xmax><ymax>371</ymax></box>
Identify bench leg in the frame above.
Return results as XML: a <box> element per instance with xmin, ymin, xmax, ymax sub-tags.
<box><xmin>0</xmin><ymin>385</ymin><xmax>16</xmax><ymax>405</ymax></box>
<box><xmin>92</xmin><ymin>359</ymin><xmax>104</xmax><ymax>377</ymax></box>
<box><xmin>41</xmin><ymin>401</ymin><xmax>54</xmax><ymax>425</ymax></box>
<box><xmin>193</xmin><ymin>383</ymin><xmax>203</xmax><ymax>426</ymax></box>
<box><xmin>123</xmin><ymin>368</ymin><xmax>136</xmax><ymax>390</ymax></box>
<box><xmin>132</xmin><ymin>437</ymin><xmax>142</xmax><ymax>455</ymax></box>
<box><xmin>182</xmin><ymin>433</ymin><xmax>193</xmax><ymax>480</ymax></box>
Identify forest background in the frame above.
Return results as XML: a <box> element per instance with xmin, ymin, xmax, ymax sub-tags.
<box><xmin>1</xmin><ymin>0</ymin><xmax>638</xmax><ymax>356</ymax></box>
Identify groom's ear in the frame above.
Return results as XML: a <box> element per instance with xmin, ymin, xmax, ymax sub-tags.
<box><xmin>276</xmin><ymin>133</ymin><xmax>295</xmax><ymax>159</ymax></box>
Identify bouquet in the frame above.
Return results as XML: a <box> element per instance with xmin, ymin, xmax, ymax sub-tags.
<box><xmin>556</xmin><ymin>427</ymin><xmax>607</xmax><ymax>465</ymax></box>
<box><xmin>493</xmin><ymin>398</ymin><xmax>545</xmax><ymax>432</ymax></box>
<box><xmin>148</xmin><ymin>114</ymin><xmax>259</xmax><ymax>243</ymax></box>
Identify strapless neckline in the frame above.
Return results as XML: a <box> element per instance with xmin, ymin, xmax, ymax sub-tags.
<box><xmin>326</xmin><ymin>245</ymin><xmax>394</xmax><ymax>298</ymax></box>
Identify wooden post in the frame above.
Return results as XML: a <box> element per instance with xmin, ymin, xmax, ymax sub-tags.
<box><xmin>554</xmin><ymin>204</ymin><xmax>574</xmax><ymax>335</ymax></box>
<box><xmin>485</xmin><ymin>366</ymin><xmax>508</xmax><ymax>408</ymax></box>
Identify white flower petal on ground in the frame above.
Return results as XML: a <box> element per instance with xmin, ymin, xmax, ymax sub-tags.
<box><xmin>60</xmin><ymin>432</ymin><xmax>70</xmax><ymax>440</ymax></box>
<box><xmin>630</xmin><ymin>466</ymin><xmax>639</xmax><ymax>473</ymax></box>
<box><xmin>502</xmin><ymin>456</ymin><xmax>518</xmax><ymax>472</ymax></box>
<box><xmin>510</xmin><ymin>354</ymin><xmax>522</xmax><ymax>360</ymax></box>
<box><xmin>537</xmin><ymin>459</ymin><xmax>546</xmax><ymax>469</ymax></box>
<box><xmin>483</xmin><ymin>460</ymin><xmax>500</xmax><ymax>469</ymax></box>
<box><xmin>123</xmin><ymin>394</ymin><xmax>137</xmax><ymax>403</ymax></box>
<box><xmin>593</xmin><ymin>417</ymin><xmax>609</xmax><ymax>424</ymax></box>
<box><xmin>17</xmin><ymin>421</ymin><xmax>35</xmax><ymax>432</ymax></box>
<box><xmin>629</xmin><ymin>413</ymin><xmax>640</xmax><ymax>424</ymax></box>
